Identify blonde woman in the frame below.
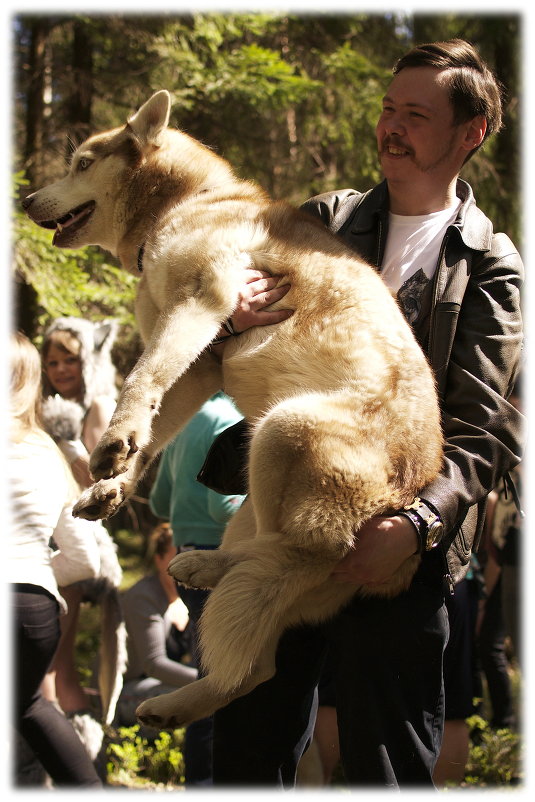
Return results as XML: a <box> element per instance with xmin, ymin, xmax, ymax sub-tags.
<box><xmin>9</xmin><ymin>332</ymin><xmax>102</xmax><ymax>787</ymax></box>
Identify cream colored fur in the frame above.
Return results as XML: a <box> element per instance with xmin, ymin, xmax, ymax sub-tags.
<box><xmin>24</xmin><ymin>91</ymin><xmax>443</xmax><ymax>730</ymax></box>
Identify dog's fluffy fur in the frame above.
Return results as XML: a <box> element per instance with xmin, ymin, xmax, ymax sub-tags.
<box><xmin>23</xmin><ymin>91</ymin><xmax>443</xmax><ymax>730</ymax></box>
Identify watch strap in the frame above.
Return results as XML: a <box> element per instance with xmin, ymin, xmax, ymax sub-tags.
<box><xmin>398</xmin><ymin>509</ymin><xmax>426</xmax><ymax>555</ymax></box>
<box><xmin>396</xmin><ymin>497</ymin><xmax>443</xmax><ymax>555</ymax></box>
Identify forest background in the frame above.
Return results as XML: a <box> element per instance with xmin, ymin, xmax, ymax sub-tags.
<box><xmin>13</xmin><ymin>9</ymin><xmax>522</xmax><ymax>366</ymax></box>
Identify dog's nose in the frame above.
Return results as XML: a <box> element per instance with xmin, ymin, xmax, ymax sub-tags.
<box><xmin>21</xmin><ymin>195</ymin><xmax>34</xmax><ymax>210</ymax></box>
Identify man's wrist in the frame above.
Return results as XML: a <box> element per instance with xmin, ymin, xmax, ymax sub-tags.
<box><xmin>210</xmin><ymin>318</ymin><xmax>242</xmax><ymax>346</ymax></box>
<box><xmin>396</xmin><ymin>498</ymin><xmax>444</xmax><ymax>555</ymax></box>
<box><xmin>222</xmin><ymin>318</ymin><xmax>241</xmax><ymax>336</ymax></box>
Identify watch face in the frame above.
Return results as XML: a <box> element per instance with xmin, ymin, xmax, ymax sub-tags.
<box><xmin>426</xmin><ymin>520</ymin><xmax>443</xmax><ymax>549</ymax></box>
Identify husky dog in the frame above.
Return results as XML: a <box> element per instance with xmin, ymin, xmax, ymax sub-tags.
<box><xmin>23</xmin><ymin>91</ymin><xmax>443</xmax><ymax>729</ymax></box>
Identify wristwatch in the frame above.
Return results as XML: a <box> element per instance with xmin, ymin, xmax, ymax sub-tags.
<box><xmin>397</xmin><ymin>497</ymin><xmax>444</xmax><ymax>555</ymax></box>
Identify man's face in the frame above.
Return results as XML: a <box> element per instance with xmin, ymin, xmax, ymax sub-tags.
<box><xmin>375</xmin><ymin>66</ymin><xmax>472</xmax><ymax>189</ymax></box>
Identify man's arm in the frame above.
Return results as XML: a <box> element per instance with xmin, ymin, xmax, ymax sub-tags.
<box><xmin>334</xmin><ymin>245</ymin><xmax>524</xmax><ymax>585</ymax></box>
<box><xmin>418</xmin><ymin>244</ymin><xmax>524</xmax><ymax>543</ymax></box>
<box><xmin>331</xmin><ymin>515</ymin><xmax>419</xmax><ymax>586</ymax></box>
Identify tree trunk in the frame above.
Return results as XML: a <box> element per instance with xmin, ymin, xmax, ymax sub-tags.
<box><xmin>23</xmin><ymin>17</ymin><xmax>50</xmax><ymax>187</ymax></box>
<box><xmin>65</xmin><ymin>20</ymin><xmax>94</xmax><ymax>149</ymax></box>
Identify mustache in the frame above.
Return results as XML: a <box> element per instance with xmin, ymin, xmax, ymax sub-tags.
<box><xmin>379</xmin><ymin>136</ymin><xmax>414</xmax><ymax>157</ymax></box>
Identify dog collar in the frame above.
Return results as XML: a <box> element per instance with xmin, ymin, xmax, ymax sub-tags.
<box><xmin>137</xmin><ymin>244</ymin><xmax>145</xmax><ymax>273</ymax></box>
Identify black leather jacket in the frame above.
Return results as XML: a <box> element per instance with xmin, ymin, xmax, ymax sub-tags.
<box><xmin>301</xmin><ymin>179</ymin><xmax>524</xmax><ymax>587</ymax></box>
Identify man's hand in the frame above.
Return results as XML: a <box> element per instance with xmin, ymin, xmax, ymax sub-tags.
<box><xmin>209</xmin><ymin>270</ymin><xmax>293</xmax><ymax>357</ymax></box>
<box><xmin>232</xmin><ymin>269</ymin><xmax>293</xmax><ymax>332</ymax></box>
<box><xmin>331</xmin><ymin>515</ymin><xmax>419</xmax><ymax>586</ymax></box>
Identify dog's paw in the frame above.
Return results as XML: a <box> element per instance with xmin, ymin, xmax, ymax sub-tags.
<box><xmin>73</xmin><ymin>477</ymin><xmax>126</xmax><ymax>520</ymax></box>
<box><xmin>89</xmin><ymin>429</ymin><xmax>142</xmax><ymax>480</ymax></box>
<box><xmin>136</xmin><ymin>696</ymin><xmax>187</xmax><ymax>731</ymax></box>
<box><xmin>168</xmin><ymin>550</ymin><xmax>234</xmax><ymax>589</ymax></box>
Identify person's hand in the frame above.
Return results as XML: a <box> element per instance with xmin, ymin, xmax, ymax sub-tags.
<box><xmin>229</xmin><ymin>269</ymin><xmax>293</xmax><ymax>334</ymax></box>
<box><xmin>209</xmin><ymin>269</ymin><xmax>293</xmax><ymax>358</ymax></box>
<box><xmin>331</xmin><ymin>515</ymin><xmax>419</xmax><ymax>586</ymax></box>
<box><xmin>70</xmin><ymin>455</ymin><xmax>93</xmax><ymax>489</ymax></box>
<box><xmin>168</xmin><ymin>596</ymin><xmax>190</xmax><ymax>632</ymax></box>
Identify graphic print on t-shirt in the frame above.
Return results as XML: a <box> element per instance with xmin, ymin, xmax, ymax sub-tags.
<box><xmin>396</xmin><ymin>268</ymin><xmax>430</xmax><ymax>326</ymax></box>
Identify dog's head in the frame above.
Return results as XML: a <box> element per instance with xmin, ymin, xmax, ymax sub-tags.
<box><xmin>21</xmin><ymin>91</ymin><xmax>222</xmax><ymax>256</ymax></box>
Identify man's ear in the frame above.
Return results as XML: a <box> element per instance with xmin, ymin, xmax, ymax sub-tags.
<box><xmin>461</xmin><ymin>115</ymin><xmax>487</xmax><ymax>154</ymax></box>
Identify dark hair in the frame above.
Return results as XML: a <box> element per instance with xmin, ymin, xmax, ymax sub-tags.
<box><xmin>394</xmin><ymin>39</ymin><xmax>503</xmax><ymax>160</ymax></box>
<box><xmin>148</xmin><ymin>522</ymin><xmax>174</xmax><ymax>560</ymax></box>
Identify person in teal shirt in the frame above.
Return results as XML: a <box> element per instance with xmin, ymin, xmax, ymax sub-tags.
<box><xmin>149</xmin><ymin>391</ymin><xmax>245</xmax><ymax>786</ymax></box>
<box><xmin>150</xmin><ymin>391</ymin><xmax>245</xmax><ymax>548</ymax></box>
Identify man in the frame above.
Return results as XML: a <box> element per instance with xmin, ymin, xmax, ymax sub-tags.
<box><xmin>206</xmin><ymin>39</ymin><xmax>524</xmax><ymax>787</ymax></box>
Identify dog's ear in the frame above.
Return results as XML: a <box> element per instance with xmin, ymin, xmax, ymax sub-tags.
<box><xmin>127</xmin><ymin>90</ymin><xmax>171</xmax><ymax>146</ymax></box>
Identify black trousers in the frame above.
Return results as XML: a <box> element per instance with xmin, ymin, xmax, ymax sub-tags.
<box><xmin>179</xmin><ymin>583</ymin><xmax>214</xmax><ymax>787</ymax></box>
<box><xmin>212</xmin><ymin>552</ymin><xmax>448</xmax><ymax>788</ymax></box>
<box><xmin>12</xmin><ymin>584</ymin><xmax>101</xmax><ymax>787</ymax></box>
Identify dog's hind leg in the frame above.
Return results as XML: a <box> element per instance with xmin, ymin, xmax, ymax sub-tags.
<box><xmin>168</xmin><ymin>502</ymin><xmax>255</xmax><ymax>589</ymax></box>
<box><xmin>136</xmin><ymin>637</ymin><xmax>278</xmax><ymax>730</ymax></box>
<box><xmin>196</xmin><ymin>543</ymin><xmax>335</xmax><ymax>696</ymax></box>
<box><xmin>194</xmin><ymin>393</ymin><xmax>402</xmax><ymax>694</ymax></box>
<box><xmin>168</xmin><ymin>548</ymin><xmax>238</xmax><ymax>590</ymax></box>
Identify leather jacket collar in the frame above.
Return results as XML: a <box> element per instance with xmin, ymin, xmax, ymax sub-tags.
<box><xmin>347</xmin><ymin>178</ymin><xmax>494</xmax><ymax>258</ymax></box>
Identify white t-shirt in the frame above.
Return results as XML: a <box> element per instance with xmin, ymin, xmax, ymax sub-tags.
<box><xmin>9</xmin><ymin>430</ymin><xmax>101</xmax><ymax>613</ymax></box>
<box><xmin>380</xmin><ymin>200</ymin><xmax>461</xmax><ymax>294</ymax></box>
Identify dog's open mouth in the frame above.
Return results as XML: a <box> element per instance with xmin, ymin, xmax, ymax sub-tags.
<box><xmin>37</xmin><ymin>200</ymin><xmax>96</xmax><ymax>246</ymax></box>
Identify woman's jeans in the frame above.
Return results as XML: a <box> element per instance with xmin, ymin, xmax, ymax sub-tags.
<box><xmin>13</xmin><ymin>584</ymin><xmax>101</xmax><ymax>787</ymax></box>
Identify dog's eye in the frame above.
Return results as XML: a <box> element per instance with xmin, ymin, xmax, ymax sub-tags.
<box><xmin>77</xmin><ymin>158</ymin><xmax>92</xmax><ymax>171</ymax></box>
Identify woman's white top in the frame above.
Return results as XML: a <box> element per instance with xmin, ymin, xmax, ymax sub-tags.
<box><xmin>9</xmin><ymin>430</ymin><xmax>101</xmax><ymax>613</ymax></box>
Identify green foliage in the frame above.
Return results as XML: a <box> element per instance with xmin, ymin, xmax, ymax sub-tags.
<box><xmin>464</xmin><ymin>715</ymin><xmax>523</xmax><ymax>786</ymax></box>
<box><xmin>107</xmin><ymin>725</ymin><xmax>185</xmax><ymax>787</ymax></box>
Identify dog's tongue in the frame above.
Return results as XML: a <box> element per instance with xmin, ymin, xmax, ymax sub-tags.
<box><xmin>52</xmin><ymin>201</ymin><xmax>95</xmax><ymax>245</ymax></box>
<box><xmin>56</xmin><ymin>208</ymin><xmax>86</xmax><ymax>232</ymax></box>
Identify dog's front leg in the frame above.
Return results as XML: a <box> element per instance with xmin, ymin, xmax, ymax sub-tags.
<box><xmin>73</xmin><ymin>354</ymin><xmax>223</xmax><ymax>520</ymax></box>
<box><xmin>90</xmin><ymin>299</ymin><xmax>226</xmax><ymax>481</ymax></box>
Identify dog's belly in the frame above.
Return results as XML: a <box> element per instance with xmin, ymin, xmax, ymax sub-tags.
<box><xmin>220</xmin><ymin>319</ymin><xmax>427</xmax><ymax>424</ymax></box>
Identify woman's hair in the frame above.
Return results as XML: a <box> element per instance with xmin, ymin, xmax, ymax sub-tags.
<box><xmin>41</xmin><ymin>328</ymin><xmax>82</xmax><ymax>361</ymax></box>
<box><xmin>10</xmin><ymin>331</ymin><xmax>44</xmax><ymax>440</ymax></box>
<box><xmin>147</xmin><ymin>522</ymin><xmax>174</xmax><ymax>562</ymax></box>
<box><xmin>393</xmin><ymin>39</ymin><xmax>503</xmax><ymax>162</ymax></box>
<box><xmin>11</xmin><ymin>331</ymin><xmax>82</xmax><ymax>496</ymax></box>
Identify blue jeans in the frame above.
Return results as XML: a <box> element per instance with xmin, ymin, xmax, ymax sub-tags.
<box><xmin>212</xmin><ymin>551</ymin><xmax>448</xmax><ymax>788</ymax></box>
